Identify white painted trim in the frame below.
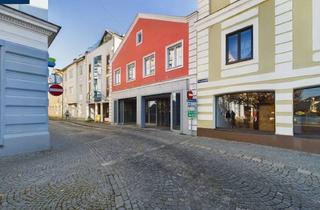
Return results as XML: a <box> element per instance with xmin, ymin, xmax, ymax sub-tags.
<box><xmin>313</xmin><ymin>0</ymin><xmax>320</xmax><ymax>51</ymax></box>
<box><xmin>276</xmin><ymin>104</ymin><xmax>293</xmax><ymax>113</ymax></box>
<box><xmin>275</xmin><ymin>11</ymin><xmax>292</xmax><ymax>26</ymax></box>
<box><xmin>313</xmin><ymin>51</ymin><xmax>320</xmax><ymax>62</ymax></box>
<box><xmin>142</xmin><ymin>52</ymin><xmax>156</xmax><ymax>78</ymax></box>
<box><xmin>113</xmin><ymin>68</ymin><xmax>121</xmax><ymax>86</ymax></box>
<box><xmin>112</xmin><ymin>75</ymin><xmax>189</xmax><ymax>94</ymax></box>
<box><xmin>198</xmin><ymin>114</ymin><xmax>212</xmax><ymax>121</ymax></box>
<box><xmin>276</xmin><ymin>115</ymin><xmax>293</xmax><ymax>124</ymax></box>
<box><xmin>221</xmin><ymin>64</ymin><xmax>258</xmax><ymax>78</ymax></box>
<box><xmin>126</xmin><ymin>61</ymin><xmax>136</xmax><ymax>82</ymax></box>
<box><xmin>221</xmin><ymin>7</ymin><xmax>258</xmax><ymax>29</ymax></box>
<box><xmin>221</xmin><ymin>18</ymin><xmax>259</xmax><ymax>73</ymax></box>
<box><xmin>165</xmin><ymin>39</ymin><xmax>184</xmax><ymax>72</ymax></box>
<box><xmin>136</xmin><ymin>29</ymin><xmax>143</xmax><ymax>46</ymax></box>
<box><xmin>276</xmin><ymin>126</ymin><xmax>293</xmax><ymax>136</ymax></box>
<box><xmin>198</xmin><ymin>105</ymin><xmax>213</xmax><ymax>113</ymax></box>
<box><xmin>198</xmin><ymin>76</ymin><xmax>320</xmax><ymax>97</ymax></box>
<box><xmin>276</xmin><ymin>92</ymin><xmax>293</xmax><ymax>101</ymax></box>
<box><xmin>198</xmin><ymin>65</ymin><xmax>320</xmax><ymax>90</ymax></box>
<box><xmin>196</xmin><ymin>0</ymin><xmax>266</xmax><ymax>31</ymax></box>
<box><xmin>275</xmin><ymin>0</ymin><xmax>292</xmax><ymax>16</ymax></box>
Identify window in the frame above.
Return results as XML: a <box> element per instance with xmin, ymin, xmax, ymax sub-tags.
<box><xmin>143</xmin><ymin>53</ymin><xmax>155</xmax><ymax>77</ymax></box>
<box><xmin>126</xmin><ymin>62</ymin><xmax>136</xmax><ymax>82</ymax></box>
<box><xmin>226</xmin><ymin>26</ymin><xmax>253</xmax><ymax>64</ymax></box>
<box><xmin>216</xmin><ymin>92</ymin><xmax>275</xmax><ymax>133</ymax></box>
<box><xmin>114</xmin><ymin>69</ymin><xmax>121</xmax><ymax>85</ymax></box>
<box><xmin>294</xmin><ymin>86</ymin><xmax>320</xmax><ymax>137</ymax></box>
<box><xmin>136</xmin><ymin>30</ymin><xmax>143</xmax><ymax>45</ymax></box>
<box><xmin>166</xmin><ymin>41</ymin><xmax>183</xmax><ymax>70</ymax></box>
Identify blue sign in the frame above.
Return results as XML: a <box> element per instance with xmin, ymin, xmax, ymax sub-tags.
<box><xmin>187</xmin><ymin>99</ymin><xmax>197</xmax><ymax>103</ymax></box>
<box><xmin>48</xmin><ymin>61</ymin><xmax>56</xmax><ymax>68</ymax></box>
<box><xmin>0</xmin><ymin>0</ymin><xmax>29</xmax><ymax>4</ymax></box>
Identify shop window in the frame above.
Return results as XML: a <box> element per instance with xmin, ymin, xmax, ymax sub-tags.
<box><xmin>216</xmin><ymin>91</ymin><xmax>275</xmax><ymax>133</ymax></box>
<box><xmin>294</xmin><ymin>86</ymin><xmax>320</xmax><ymax>137</ymax></box>
<box><xmin>172</xmin><ymin>92</ymin><xmax>181</xmax><ymax>130</ymax></box>
<box><xmin>166</xmin><ymin>41</ymin><xmax>183</xmax><ymax>70</ymax></box>
<box><xmin>226</xmin><ymin>26</ymin><xmax>253</xmax><ymax>65</ymax></box>
<box><xmin>143</xmin><ymin>53</ymin><xmax>155</xmax><ymax>77</ymax></box>
<box><xmin>126</xmin><ymin>62</ymin><xmax>136</xmax><ymax>82</ymax></box>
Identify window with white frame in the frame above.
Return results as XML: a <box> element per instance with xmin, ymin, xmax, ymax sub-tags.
<box><xmin>143</xmin><ymin>53</ymin><xmax>155</xmax><ymax>77</ymax></box>
<box><xmin>114</xmin><ymin>69</ymin><xmax>121</xmax><ymax>85</ymax></box>
<box><xmin>136</xmin><ymin>30</ymin><xmax>143</xmax><ymax>45</ymax></box>
<box><xmin>166</xmin><ymin>41</ymin><xmax>183</xmax><ymax>70</ymax></box>
<box><xmin>126</xmin><ymin>62</ymin><xmax>136</xmax><ymax>81</ymax></box>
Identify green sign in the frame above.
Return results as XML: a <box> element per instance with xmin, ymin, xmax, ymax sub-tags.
<box><xmin>188</xmin><ymin>110</ymin><xmax>197</xmax><ymax>118</ymax></box>
<box><xmin>48</xmin><ymin>57</ymin><xmax>56</xmax><ymax>63</ymax></box>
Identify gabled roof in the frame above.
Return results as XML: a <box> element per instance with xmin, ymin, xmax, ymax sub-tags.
<box><xmin>111</xmin><ymin>13</ymin><xmax>188</xmax><ymax>62</ymax></box>
<box><xmin>86</xmin><ymin>30</ymin><xmax>124</xmax><ymax>54</ymax></box>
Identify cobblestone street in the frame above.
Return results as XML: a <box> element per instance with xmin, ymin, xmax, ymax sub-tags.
<box><xmin>0</xmin><ymin>121</ymin><xmax>320</xmax><ymax>209</ymax></box>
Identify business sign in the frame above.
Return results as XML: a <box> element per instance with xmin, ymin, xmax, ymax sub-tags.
<box><xmin>49</xmin><ymin>84</ymin><xmax>63</xmax><ymax>96</ymax></box>
<box><xmin>48</xmin><ymin>57</ymin><xmax>56</xmax><ymax>68</ymax></box>
<box><xmin>0</xmin><ymin>0</ymin><xmax>29</xmax><ymax>4</ymax></box>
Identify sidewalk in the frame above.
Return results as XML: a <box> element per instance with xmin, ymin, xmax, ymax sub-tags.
<box><xmin>58</xmin><ymin>119</ymin><xmax>320</xmax><ymax>178</ymax></box>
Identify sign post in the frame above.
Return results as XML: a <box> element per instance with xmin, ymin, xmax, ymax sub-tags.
<box><xmin>187</xmin><ymin>90</ymin><xmax>197</xmax><ymax>132</ymax></box>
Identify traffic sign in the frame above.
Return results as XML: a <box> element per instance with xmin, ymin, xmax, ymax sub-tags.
<box><xmin>187</xmin><ymin>90</ymin><xmax>194</xmax><ymax>100</ymax></box>
<box><xmin>49</xmin><ymin>84</ymin><xmax>63</xmax><ymax>96</ymax></box>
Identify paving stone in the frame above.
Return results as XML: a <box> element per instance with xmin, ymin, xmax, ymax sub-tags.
<box><xmin>0</xmin><ymin>120</ymin><xmax>319</xmax><ymax>209</ymax></box>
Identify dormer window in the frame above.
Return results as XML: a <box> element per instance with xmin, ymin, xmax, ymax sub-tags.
<box><xmin>136</xmin><ymin>30</ymin><xmax>143</xmax><ymax>45</ymax></box>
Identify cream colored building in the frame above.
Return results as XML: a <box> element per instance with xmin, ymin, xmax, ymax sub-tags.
<box><xmin>52</xmin><ymin>30</ymin><xmax>123</xmax><ymax>122</ymax></box>
<box><xmin>61</xmin><ymin>56</ymin><xmax>86</xmax><ymax>120</ymax></box>
<box><xmin>86</xmin><ymin>31</ymin><xmax>123</xmax><ymax>122</ymax></box>
<box><xmin>195</xmin><ymin>0</ymin><xmax>320</xmax><ymax>152</ymax></box>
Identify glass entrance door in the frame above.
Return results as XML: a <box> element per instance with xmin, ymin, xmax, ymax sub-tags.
<box><xmin>157</xmin><ymin>98</ymin><xmax>170</xmax><ymax>127</ymax></box>
<box><xmin>146</xmin><ymin>100</ymin><xmax>157</xmax><ymax>126</ymax></box>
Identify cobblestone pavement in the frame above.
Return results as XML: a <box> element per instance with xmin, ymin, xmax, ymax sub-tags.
<box><xmin>0</xmin><ymin>121</ymin><xmax>320</xmax><ymax>209</ymax></box>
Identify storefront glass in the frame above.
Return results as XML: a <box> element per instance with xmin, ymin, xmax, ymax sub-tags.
<box><xmin>294</xmin><ymin>86</ymin><xmax>320</xmax><ymax>137</ymax></box>
<box><xmin>172</xmin><ymin>93</ymin><xmax>181</xmax><ymax>130</ymax></box>
<box><xmin>216</xmin><ymin>92</ymin><xmax>275</xmax><ymax>133</ymax></box>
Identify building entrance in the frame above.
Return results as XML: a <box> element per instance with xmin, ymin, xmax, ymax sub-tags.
<box><xmin>145</xmin><ymin>94</ymin><xmax>171</xmax><ymax>128</ymax></box>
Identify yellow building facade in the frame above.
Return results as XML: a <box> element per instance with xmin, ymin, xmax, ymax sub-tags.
<box><xmin>195</xmin><ymin>0</ymin><xmax>320</xmax><ymax>152</ymax></box>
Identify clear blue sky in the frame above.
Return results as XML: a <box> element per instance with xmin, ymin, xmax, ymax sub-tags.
<box><xmin>48</xmin><ymin>0</ymin><xmax>197</xmax><ymax>69</ymax></box>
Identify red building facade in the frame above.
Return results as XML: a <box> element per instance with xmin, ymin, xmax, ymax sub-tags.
<box><xmin>112</xmin><ymin>16</ymin><xmax>189</xmax><ymax>91</ymax></box>
<box><xmin>111</xmin><ymin>13</ymin><xmax>197</xmax><ymax>134</ymax></box>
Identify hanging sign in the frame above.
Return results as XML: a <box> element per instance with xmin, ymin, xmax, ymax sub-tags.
<box><xmin>48</xmin><ymin>57</ymin><xmax>56</xmax><ymax>68</ymax></box>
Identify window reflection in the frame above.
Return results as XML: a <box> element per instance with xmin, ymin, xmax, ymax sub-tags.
<box><xmin>216</xmin><ymin>92</ymin><xmax>275</xmax><ymax>133</ymax></box>
<box><xmin>294</xmin><ymin>86</ymin><xmax>320</xmax><ymax>137</ymax></box>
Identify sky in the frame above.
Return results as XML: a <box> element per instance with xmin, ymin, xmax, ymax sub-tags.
<box><xmin>48</xmin><ymin>0</ymin><xmax>197</xmax><ymax>69</ymax></box>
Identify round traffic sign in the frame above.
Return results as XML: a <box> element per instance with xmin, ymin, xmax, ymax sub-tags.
<box><xmin>187</xmin><ymin>90</ymin><xmax>193</xmax><ymax>100</ymax></box>
<box><xmin>49</xmin><ymin>84</ymin><xmax>63</xmax><ymax>96</ymax></box>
